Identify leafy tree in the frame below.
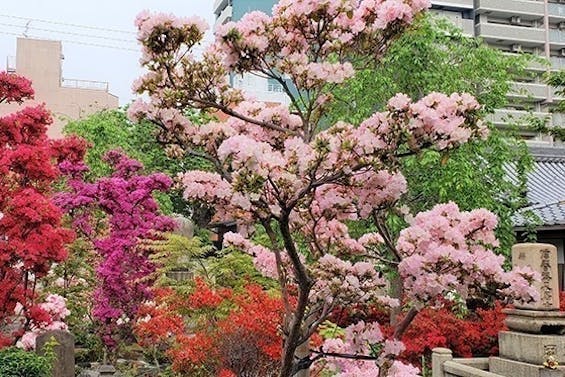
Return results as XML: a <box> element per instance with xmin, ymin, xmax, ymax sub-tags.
<box><xmin>0</xmin><ymin>72</ymin><xmax>75</xmax><ymax>346</ymax></box>
<box><xmin>131</xmin><ymin>2</ymin><xmax>539</xmax><ymax>377</ymax></box>
<box><xmin>329</xmin><ymin>14</ymin><xmax>533</xmax><ymax>254</ymax></box>
<box><xmin>64</xmin><ymin>108</ymin><xmax>210</xmax><ymax>215</ymax></box>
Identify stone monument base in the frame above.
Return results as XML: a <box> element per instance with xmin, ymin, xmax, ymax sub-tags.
<box><xmin>498</xmin><ymin>331</ymin><xmax>565</xmax><ymax>365</ymax></box>
<box><xmin>504</xmin><ymin>308</ymin><xmax>565</xmax><ymax>334</ymax></box>
<box><xmin>490</xmin><ymin>357</ymin><xmax>565</xmax><ymax>377</ymax></box>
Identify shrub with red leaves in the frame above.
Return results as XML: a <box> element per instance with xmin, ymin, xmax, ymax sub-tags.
<box><xmin>135</xmin><ymin>280</ymin><xmax>283</xmax><ymax>377</ymax></box>
<box><xmin>397</xmin><ymin>302</ymin><xmax>506</xmax><ymax>367</ymax></box>
<box><xmin>0</xmin><ymin>72</ymin><xmax>79</xmax><ymax>346</ymax></box>
<box><xmin>0</xmin><ymin>71</ymin><xmax>33</xmax><ymax>104</ymax></box>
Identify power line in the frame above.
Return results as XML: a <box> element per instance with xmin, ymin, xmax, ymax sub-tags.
<box><xmin>0</xmin><ymin>22</ymin><xmax>138</xmax><ymax>44</ymax></box>
<box><xmin>0</xmin><ymin>13</ymin><xmax>136</xmax><ymax>35</ymax></box>
<box><xmin>0</xmin><ymin>30</ymin><xmax>140</xmax><ymax>52</ymax></box>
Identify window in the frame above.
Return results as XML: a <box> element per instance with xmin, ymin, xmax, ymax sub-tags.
<box><xmin>267</xmin><ymin>78</ymin><xmax>284</xmax><ymax>93</ymax></box>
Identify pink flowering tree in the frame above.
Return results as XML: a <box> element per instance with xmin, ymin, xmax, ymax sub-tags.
<box><xmin>130</xmin><ymin>1</ymin><xmax>539</xmax><ymax>376</ymax></box>
<box><xmin>55</xmin><ymin>151</ymin><xmax>176</xmax><ymax>349</ymax></box>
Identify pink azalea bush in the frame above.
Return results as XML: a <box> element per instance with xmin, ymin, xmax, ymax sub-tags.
<box><xmin>129</xmin><ymin>1</ymin><xmax>538</xmax><ymax>376</ymax></box>
<box><xmin>16</xmin><ymin>294</ymin><xmax>70</xmax><ymax>350</ymax></box>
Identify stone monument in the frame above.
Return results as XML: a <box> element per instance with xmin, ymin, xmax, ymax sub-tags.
<box><xmin>490</xmin><ymin>243</ymin><xmax>565</xmax><ymax>377</ymax></box>
<box><xmin>36</xmin><ymin>330</ymin><xmax>75</xmax><ymax>377</ymax></box>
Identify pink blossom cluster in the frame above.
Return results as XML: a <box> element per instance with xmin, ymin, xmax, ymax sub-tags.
<box><xmin>397</xmin><ymin>202</ymin><xmax>540</xmax><ymax>304</ymax></box>
<box><xmin>16</xmin><ymin>294</ymin><xmax>70</xmax><ymax>350</ymax></box>
<box><xmin>310</xmin><ymin>254</ymin><xmax>394</xmax><ymax>307</ymax></box>
<box><xmin>135</xmin><ymin>10</ymin><xmax>208</xmax><ymax>64</ymax></box>
<box><xmin>223</xmin><ymin>232</ymin><xmax>292</xmax><ymax>280</ymax></box>
<box><xmin>320</xmin><ymin>321</ymin><xmax>418</xmax><ymax>377</ymax></box>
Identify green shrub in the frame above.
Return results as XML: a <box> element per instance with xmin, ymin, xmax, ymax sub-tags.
<box><xmin>0</xmin><ymin>347</ymin><xmax>52</xmax><ymax>377</ymax></box>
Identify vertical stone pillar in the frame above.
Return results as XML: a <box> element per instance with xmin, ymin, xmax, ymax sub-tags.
<box><xmin>432</xmin><ymin>347</ymin><xmax>452</xmax><ymax>377</ymax></box>
<box><xmin>36</xmin><ymin>330</ymin><xmax>75</xmax><ymax>377</ymax></box>
<box><xmin>512</xmin><ymin>243</ymin><xmax>559</xmax><ymax>310</ymax></box>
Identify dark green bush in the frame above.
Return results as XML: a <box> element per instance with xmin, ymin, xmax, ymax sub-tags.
<box><xmin>0</xmin><ymin>347</ymin><xmax>52</xmax><ymax>377</ymax></box>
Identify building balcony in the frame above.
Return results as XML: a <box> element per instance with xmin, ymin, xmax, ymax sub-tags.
<box><xmin>550</xmin><ymin>29</ymin><xmax>565</xmax><ymax>47</ymax></box>
<box><xmin>213</xmin><ymin>0</ymin><xmax>229</xmax><ymax>16</ymax></box>
<box><xmin>488</xmin><ymin>108</ymin><xmax>550</xmax><ymax>127</ymax></box>
<box><xmin>431</xmin><ymin>0</ymin><xmax>473</xmax><ymax>9</ymax></box>
<box><xmin>61</xmin><ymin>78</ymin><xmax>109</xmax><ymax>91</ymax></box>
<box><xmin>6</xmin><ymin>56</ymin><xmax>15</xmax><ymax>73</ymax></box>
<box><xmin>550</xmin><ymin>56</ymin><xmax>565</xmax><ymax>70</ymax></box>
<box><xmin>548</xmin><ymin>3</ymin><xmax>565</xmax><ymax>21</ymax></box>
<box><xmin>215</xmin><ymin>4</ymin><xmax>233</xmax><ymax>29</ymax></box>
<box><xmin>509</xmin><ymin>81</ymin><xmax>549</xmax><ymax>101</ymax></box>
<box><xmin>475</xmin><ymin>0</ymin><xmax>544</xmax><ymax>19</ymax></box>
<box><xmin>475</xmin><ymin>22</ymin><xmax>545</xmax><ymax>46</ymax></box>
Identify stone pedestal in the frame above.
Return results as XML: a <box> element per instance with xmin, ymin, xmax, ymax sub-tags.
<box><xmin>36</xmin><ymin>330</ymin><xmax>75</xmax><ymax>377</ymax></box>
<box><xmin>504</xmin><ymin>308</ymin><xmax>565</xmax><ymax>334</ymax></box>
<box><xmin>498</xmin><ymin>331</ymin><xmax>565</xmax><ymax>365</ymax></box>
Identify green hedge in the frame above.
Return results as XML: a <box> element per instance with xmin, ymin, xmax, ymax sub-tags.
<box><xmin>0</xmin><ymin>347</ymin><xmax>52</xmax><ymax>377</ymax></box>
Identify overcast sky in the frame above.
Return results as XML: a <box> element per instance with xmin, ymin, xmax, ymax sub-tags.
<box><xmin>0</xmin><ymin>1</ymin><xmax>215</xmax><ymax>105</ymax></box>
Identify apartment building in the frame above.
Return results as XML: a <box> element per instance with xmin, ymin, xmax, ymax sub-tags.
<box><xmin>0</xmin><ymin>37</ymin><xmax>119</xmax><ymax>139</ymax></box>
<box><xmin>213</xmin><ymin>0</ymin><xmax>289</xmax><ymax>104</ymax></box>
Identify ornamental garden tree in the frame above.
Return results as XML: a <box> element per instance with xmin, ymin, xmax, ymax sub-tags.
<box><xmin>55</xmin><ymin>151</ymin><xmax>176</xmax><ymax>349</ymax></box>
<box><xmin>130</xmin><ymin>1</ymin><xmax>540</xmax><ymax>376</ymax></box>
<box><xmin>0</xmin><ymin>72</ymin><xmax>75</xmax><ymax>347</ymax></box>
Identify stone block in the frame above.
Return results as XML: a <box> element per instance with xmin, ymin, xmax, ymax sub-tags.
<box><xmin>499</xmin><ymin>331</ymin><xmax>565</xmax><ymax>365</ymax></box>
<box><xmin>36</xmin><ymin>330</ymin><xmax>75</xmax><ymax>377</ymax></box>
<box><xmin>512</xmin><ymin>243</ymin><xmax>560</xmax><ymax>310</ymax></box>
<box><xmin>504</xmin><ymin>308</ymin><xmax>565</xmax><ymax>334</ymax></box>
<box><xmin>490</xmin><ymin>357</ymin><xmax>565</xmax><ymax>377</ymax></box>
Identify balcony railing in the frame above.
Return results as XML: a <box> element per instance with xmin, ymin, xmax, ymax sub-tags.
<box><xmin>548</xmin><ymin>3</ymin><xmax>565</xmax><ymax>19</ymax></box>
<box><xmin>476</xmin><ymin>22</ymin><xmax>545</xmax><ymax>45</ymax></box>
<box><xmin>6</xmin><ymin>56</ymin><xmax>15</xmax><ymax>72</ymax></box>
<box><xmin>475</xmin><ymin>0</ymin><xmax>544</xmax><ymax>17</ymax></box>
<box><xmin>549</xmin><ymin>29</ymin><xmax>565</xmax><ymax>45</ymax></box>
<box><xmin>509</xmin><ymin>81</ymin><xmax>549</xmax><ymax>101</ymax></box>
<box><xmin>61</xmin><ymin>78</ymin><xmax>109</xmax><ymax>91</ymax></box>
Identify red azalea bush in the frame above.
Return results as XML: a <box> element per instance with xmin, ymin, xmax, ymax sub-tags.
<box><xmin>134</xmin><ymin>279</ymin><xmax>283</xmax><ymax>377</ymax></box>
<box><xmin>397</xmin><ymin>302</ymin><xmax>506</xmax><ymax>367</ymax></box>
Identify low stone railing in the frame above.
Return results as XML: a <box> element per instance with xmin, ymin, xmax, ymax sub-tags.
<box><xmin>432</xmin><ymin>348</ymin><xmax>502</xmax><ymax>377</ymax></box>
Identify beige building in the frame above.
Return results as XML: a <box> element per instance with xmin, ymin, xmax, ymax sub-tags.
<box><xmin>0</xmin><ymin>37</ymin><xmax>118</xmax><ymax>139</ymax></box>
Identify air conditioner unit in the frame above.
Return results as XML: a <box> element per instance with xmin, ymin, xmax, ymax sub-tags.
<box><xmin>510</xmin><ymin>16</ymin><xmax>521</xmax><ymax>25</ymax></box>
<box><xmin>511</xmin><ymin>44</ymin><xmax>522</xmax><ymax>52</ymax></box>
<box><xmin>559</xmin><ymin>22</ymin><xmax>565</xmax><ymax>30</ymax></box>
<box><xmin>560</xmin><ymin>48</ymin><xmax>565</xmax><ymax>57</ymax></box>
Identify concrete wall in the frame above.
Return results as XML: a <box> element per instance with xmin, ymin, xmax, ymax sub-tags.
<box><xmin>0</xmin><ymin>38</ymin><xmax>119</xmax><ymax>139</ymax></box>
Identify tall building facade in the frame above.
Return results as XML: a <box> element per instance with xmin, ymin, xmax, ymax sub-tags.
<box><xmin>432</xmin><ymin>0</ymin><xmax>565</xmax><ymax>145</ymax></box>
<box><xmin>0</xmin><ymin>38</ymin><xmax>119</xmax><ymax>139</ymax></box>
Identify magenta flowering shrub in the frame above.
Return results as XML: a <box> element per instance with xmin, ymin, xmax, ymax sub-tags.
<box><xmin>56</xmin><ymin>151</ymin><xmax>175</xmax><ymax>347</ymax></box>
<box><xmin>129</xmin><ymin>0</ymin><xmax>539</xmax><ymax>376</ymax></box>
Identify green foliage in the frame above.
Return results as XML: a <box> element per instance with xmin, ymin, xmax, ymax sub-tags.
<box><xmin>329</xmin><ymin>14</ymin><xmax>531</xmax><ymax>122</ymax></box>
<box><xmin>328</xmin><ymin>13</ymin><xmax>535</xmax><ymax>254</ymax></box>
<box><xmin>147</xmin><ymin>232</ymin><xmax>212</xmax><ymax>288</ymax></box>
<box><xmin>0</xmin><ymin>347</ymin><xmax>52</xmax><ymax>377</ymax></box>
<box><xmin>64</xmin><ymin>108</ymin><xmax>210</xmax><ymax>215</ymax></box>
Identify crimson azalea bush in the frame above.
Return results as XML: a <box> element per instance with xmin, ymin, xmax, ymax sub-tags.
<box><xmin>129</xmin><ymin>0</ymin><xmax>540</xmax><ymax>375</ymax></box>
<box><xmin>0</xmin><ymin>72</ymin><xmax>78</xmax><ymax>347</ymax></box>
<box><xmin>134</xmin><ymin>279</ymin><xmax>283</xmax><ymax>377</ymax></box>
